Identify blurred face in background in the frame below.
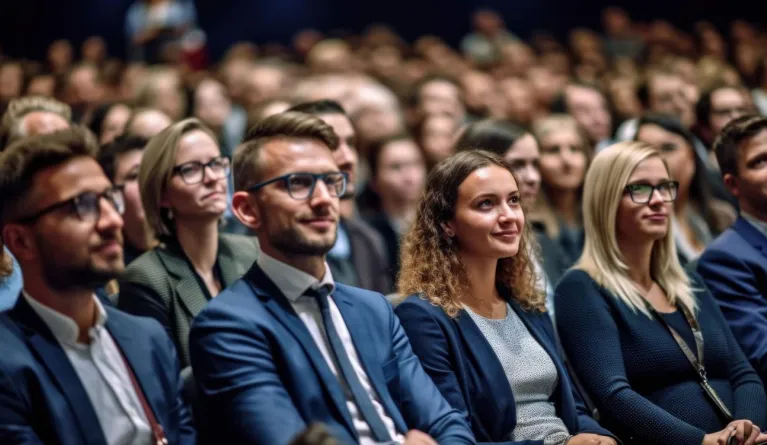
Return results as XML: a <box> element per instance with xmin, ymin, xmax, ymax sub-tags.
<box><xmin>127</xmin><ymin>109</ymin><xmax>172</xmax><ymax>139</ymax></box>
<box><xmin>528</xmin><ymin>65</ymin><xmax>564</xmax><ymax>107</ymax></box>
<box><xmin>319</xmin><ymin>112</ymin><xmax>359</xmax><ymax>197</ymax></box>
<box><xmin>500</xmin><ymin>77</ymin><xmax>536</xmax><ymax>125</ymax></box>
<box><xmin>566</xmin><ymin>85</ymin><xmax>612</xmax><ymax>144</ymax></box>
<box><xmin>648</xmin><ymin>73</ymin><xmax>695</xmax><ymax>128</ymax></box>
<box><xmin>245</xmin><ymin>65</ymin><xmax>288</xmax><ymax>108</ymax></box>
<box><xmin>636</xmin><ymin>123</ymin><xmax>695</xmax><ymax>200</ymax></box>
<box><xmin>420</xmin><ymin>114</ymin><xmax>458</xmax><ymax>167</ymax></box>
<box><xmin>194</xmin><ymin>79</ymin><xmax>232</xmax><ymax>131</ymax></box>
<box><xmin>101</xmin><ymin>104</ymin><xmax>132</xmax><ymax>145</ymax></box>
<box><xmin>26</xmin><ymin>75</ymin><xmax>57</xmax><ymax>97</ymax></box>
<box><xmin>709</xmin><ymin>87</ymin><xmax>751</xmax><ymax>136</ymax></box>
<box><xmin>538</xmin><ymin>124</ymin><xmax>588</xmax><ymax>192</ymax></box>
<box><xmin>82</xmin><ymin>36</ymin><xmax>107</xmax><ymax>64</ymax></box>
<box><xmin>418</xmin><ymin>79</ymin><xmax>465</xmax><ymax>122</ymax></box>
<box><xmin>150</xmin><ymin>74</ymin><xmax>185</xmax><ymax>121</ymax></box>
<box><xmin>461</xmin><ymin>71</ymin><xmax>506</xmax><ymax>119</ymax></box>
<box><xmin>0</xmin><ymin>63</ymin><xmax>23</xmax><ymax>101</ymax></box>
<box><xmin>67</xmin><ymin>65</ymin><xmax>104</xmax><ymax>109</ymax></box>
<box><xmin>503</xmin><ymin>134</ymin><xmax>541</xmax><ymax>208</ymax></box>
<box><xmin>48</xmin><ymin>40</ymin><xmax>73</xmax><ymax>73</ymax></box>
<box><xmin>114</xmin><ymin>149</ymin><xmax>148</xmax><ymax>250</ymax></box>
<box><xmin>373</xmin><ymin>139</ymin><xmax>427</xmax><ymax>208</ymax></box>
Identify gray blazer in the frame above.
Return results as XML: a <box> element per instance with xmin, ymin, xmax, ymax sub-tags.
<box><xmin>344</xmin><ymin>217</ymin><xmax>393</xmax><ymax>295</ymax></box>
<box><xmin>118</xmin><ymin>233</ymin><xmax>259</xmax><ymax>368</ymax></box>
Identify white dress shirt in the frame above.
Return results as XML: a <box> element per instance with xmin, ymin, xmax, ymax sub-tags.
<box><xmin>257</xmin><ymin>253</ymin><xmax>404</xmax><ymax>445</ymax></box>
<box><xmin>24</xmin><ymin>293</ymin><xmax>152</xmax><ymax>445</ymax></box>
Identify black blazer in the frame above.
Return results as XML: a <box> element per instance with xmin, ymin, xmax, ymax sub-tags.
<box><xmin>395</xmin><ymin>294</ymin><xmax>615</xmax><ymax>444</ymax></box>
<box><xmin>365</xmin><ymin>213</ymin><xmax>401</xmax><ymax>287</ymax></box>
<box><xmin>344</xmin><ymin>217</ymin><xmax>393</xmax><ymax>294</ymax></box>
<box><xmin>534</xmin><ymin>226</ymin><xmax>573</xmax><ymax>289</ymax></box>
<box><xmin>118</xmin><ymin>233</ymin><xmax>259</xmax><ymax>368</ymax></box>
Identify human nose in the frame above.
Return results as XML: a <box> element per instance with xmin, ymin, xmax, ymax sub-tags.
<box><xmin>96</xmin><ymin>196</ymin><xmax>124</xmax><ymax>232</ymax></box>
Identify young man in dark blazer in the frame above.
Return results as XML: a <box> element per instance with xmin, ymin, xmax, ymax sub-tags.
<box><xmin>0</xmin><ymin>128</ymin><xmax>195</xmax><ymax>444</ymax></box>
<box><xmin>190</xmin><ymin>112</ymin><xmax>473</xmax><ymax>445</ymax></box>
<box><xmin>697</xmin><ymin>114</ymin><xmax>767</xmax><ymax>383</ymax></box>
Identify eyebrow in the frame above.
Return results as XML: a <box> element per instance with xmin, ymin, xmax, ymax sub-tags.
<box><xmin>471</xmin><ymin>190</ymin><xmax>520</xmax><ymax>200</ymax></box>
<box><xmin>746</xmin><ymin>152</ymin><xmax>767</xmax><ymax>168</ymax></box>
<box><xmin>626</xmin><ymin>179</ymin><xmax>671</xmax><ymax>186</ymax></box>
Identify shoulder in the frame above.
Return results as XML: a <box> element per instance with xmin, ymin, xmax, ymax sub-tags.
<box><xmin>555</xmin><ymin>268</ymin><xmax>600</xmax><ymax>289</ymax></box>
<box><xmin>192</xmin><ymin>279</ymin><xmax>264</xmax><ymax>327</ymax></box>
<box><xmin>219</xmin><ymin>234</ymin><xmax>260</xmax><ymax>260</ymax></box>
<box><xmin>335</xmin><ymin>282</ymin><xmax>390</xmax><ymax>309</ymax></box>
<box><xmin>395</xmin><ymin>293</ymin><xmax>447</xmax><ymax>317</ymax></box>
<box><xmin>121</xmin><ymin>248</ymin><xmax>168</xmax><ymax>284</ymax></box>
<box><xmin>107</xmin><ymin>306</ymin><xmax>167</xmax><ymax>336</ymax></box>
<box><xmin>699</xmin><ymin>228</ymin><xmax>748</xmax><ymax>264</ymax></box>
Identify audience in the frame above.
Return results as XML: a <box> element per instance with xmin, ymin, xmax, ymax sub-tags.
<box><xmin>97</xmin><ymin>134</ymin><xmax>153</xmax><ymax>265</ymax></box>
<box><xmin>0</xmin><ymin>128</ymin><xmax>195</xmax><ymax>444</ymax></box>
<box><xmin>697</xmin><ymin>115</ymin><xmax>767</xmax><ymax>384</ymax></box>
<box><xmin>87</xmin><ymin>102</ymin><xmax>132</xmax><ymax>145</ymax></box>
<box><xmin>635</xmin><ymin>113</ymin><xmax>735</xmax><ymax>264</ymax></box>
<box><xmin>190</xmin><ymin>112</ymin><xmax>474</xmax><ymax>445</ymax></box>
<box><xmin>124</xmin><ymin>106</ymin><xmax>173</xmax><ymax>138</ymax></box>
<box><xmin>396</xmin><ymin>150</ymin><xmax>617</xmax><ymax>444</ymax></box>
<box><xmin>555</xmin><ymin>141</ymin><xmax>767</xmax><ymax>444</ymax></box>
<box><xmin>118</xmin><ymin>118</ymin><xmax>258</xmax><ymax>368</ymax></box>
<box><xmin>288</xmin><ymin>100</ymin><xmax>393</xmax><ymax>294</ymax></box>
<box><xmin>0</xmin><ymin>96</ymin><xmax>72</xmax><ymax>147</ymax></box>
<box><xmin>551</xmin><ymin>83</ymin><xmax>613</xmax><ymax>150</ymax></box>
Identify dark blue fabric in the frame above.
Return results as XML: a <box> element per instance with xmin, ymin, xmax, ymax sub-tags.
<box><xmin>0</xmin><ymin>297</ymin><xmax>195</xmax><ymax>444</ymax></box>
<box><xmin>697</xmin><ymin>217</ymin><xmax>767</xmax><ymax>383</ymax></box>
<box><xmin>189</xmin><ymin>263</ymin><xmax>474</xmax><ymax>445</ymax></box>
<box><xmin>555</xmin><ymin>269</ymin><xmax>767</xmax><ymax>445</ymax></box>
<box><xmin>659</xmin><ymin>311</ymin><xmax>696</xmax><ymax>354</ymax></box>
<box><xmin>395</xmin><ymin>293</ymin><xmax>615</xmax><ymax>445</ymax></box>
<box><xmin>307</xmin><ymin>286</ymin><xmax>391</xmax><ymax>441</ymax></box>
<box><xmin>0</xmin><ymin>249</ymin><xmax>22</xmax><ymax>313</ymax></box>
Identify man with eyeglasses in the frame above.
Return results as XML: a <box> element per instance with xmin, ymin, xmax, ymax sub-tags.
<box><xmin>189</xmin><ymin>112</ymin><xmax>473</xmax><ymax>445</ymax></box>
<box><xmin>695</xmin><ymin>84</ymin><xmax>753</xmax><ymax>155</ymax></box>
<box><xmin>697</xmin><ymin>115</ymin><xmax>767</xmax><ymax>384</ymax></box>
<box><xmin>0</xmin><ymin>128</ymin><xmax>195</xmax><ymax>444</ymax></box>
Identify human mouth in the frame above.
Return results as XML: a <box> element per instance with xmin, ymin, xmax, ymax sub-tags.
<box><xmin>492</xmin><ymin>230</ymin><xmax>519</xmax><ymax>240</ymax></box>
<box><xmin>95</xmin><ymin>240</ymin><xmax>122</xmax><ymax>255</ymax></box>
<box><xmin>301</xmin><ymin>217</ymin><xmax>336</xmax><ymax>230</ymax></box>
<box><xmin>645</xmin><ymin>213</ymin><xmax>668</xmax><ymax>222</ymax></box>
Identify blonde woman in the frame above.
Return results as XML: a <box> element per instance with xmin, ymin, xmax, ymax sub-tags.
<box><xmin>531</xmin><ymin>114</ymin><xmax>592</xmax><ymax>261</ymax></box>
<box><xmin>554</xmin><ymin>142</ymin><xmax>767</xmax><ymax>445</ymax></box>
<box><xmin>395</xmin><ymin>150</ymin><xmax>616</xmax><ymax>444</ymax></box>
<box><xmin>118</xmin><ymin>118</ymin><xmax>258</xmax><ymax>368</ymax></box>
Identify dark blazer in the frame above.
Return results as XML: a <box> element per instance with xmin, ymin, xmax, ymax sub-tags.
<box><xmin>365</xmin><ymin>213</ymin><xmax>401</xmax><ymax>287</ymax></box>
<box><xmin>395</xmin><ymin>294</ymin><xmax>614</xmax><ymax>444</ymax></box>
<box><xmin>344</xmin><ymin>217</ymin><xmax>392</xmax><ymax>294</ymax></box>
<box><xmin>189</xmin><ymin>263</ymin><xmax>475</xmax><ymax>445</ymax></box>
<box><xmin>534</xmin><ymin>226</ymin><xmax>573</xmax><ymax>289</ymax></box>
<box><xmin>555</xmin><ymin>269</ymin><xmax>767</xmax><ymax>445</ymax></box>
<box><xmin>118</xmin><ymin>233</ymin><xmax>259</xmax><ymax>368</ymax></box>
<box><xmin>697</xmin><ymin>217</ymin><xmax>767</xmax><ymax>382</ymax></box>
<box><xmin>0</xmin><ymin>297</ymin><xmax>195</xmax><ymax>444</ymax></box>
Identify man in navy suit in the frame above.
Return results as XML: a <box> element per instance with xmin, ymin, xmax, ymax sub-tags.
<box><xmin>0</xmin><ymin>128</ymin><xmax>195</xmax><ymax>444</ymax></box>
<box><xmin>697</xmin><ymin>114</ymin><xmax>767</xmax><ymax>382</ymax></box>
<box><xmin>190</xmin><ymin>112</ymin><xmax>474</xmax><ymax>445</ymax></box>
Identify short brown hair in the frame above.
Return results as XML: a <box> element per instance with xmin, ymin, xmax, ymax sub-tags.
<box><xmin>714</xmin><ymin>114</ymin><xmax>767</xmax><ymax>178</ymax></box>
<box><xmin>233</xmin><ymin>111</ymin><xmax>339</xmax><ymax>191</ymax></box>
<box><xmin>0</xmin><ymin>126</ymin><xmax>98</xmax><ymax>226</ymax></box>
<box><xmin>397</xmin><ymin>150</ymin><xmax>543</xmax><ymax>317</ymax></box>
<box><xmin>1</xmin><ymin>96</ymin><xmax>72</xmax><ymax>146</ymax></box>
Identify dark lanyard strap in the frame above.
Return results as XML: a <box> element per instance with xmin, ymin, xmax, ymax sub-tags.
<box><xmin>648</xmin><ymin>302</ymin><xmax>734</xmax><ymax>423</ymax></box>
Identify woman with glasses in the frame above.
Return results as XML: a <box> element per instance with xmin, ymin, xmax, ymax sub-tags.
<box><xmin>554</xmin><ymin>141</ymin><xmax>767</xmax><ymax>445</ymax></box>
<box><xmin>635</xmin><ymin>113</ymin><xmax>735</xmax><ymax>265</ymax></box>
<box><xmin>530</xmin><ymin>114</ymin><xmax>592</xmax><ymax>262</ymax></box>
<box><xmin>118</xmin><ymin>118</ymin><xmax>258</xmax><ymax>368</ymax></box>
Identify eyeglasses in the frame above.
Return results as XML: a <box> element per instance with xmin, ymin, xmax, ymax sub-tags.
<box><xmin>16</xmin><ymin>187</ymin><xmax>125</xmax><ymax>224</ymax></box>
<box><xmin>172</xmin><ymin>156</ymin><xmax>230</xmax><ymax>185</ymax></box>
<box><xmin>248</xmin><ymin>172</ymin><xmax>348</xmax><ymax>200</ymax></box>
<box><xmin>624</xmin><ymin>181</ymin><xmax>679</xmax><ymax>204</ymax></box>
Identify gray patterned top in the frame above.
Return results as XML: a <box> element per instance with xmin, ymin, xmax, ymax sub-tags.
<box><xmin>465</xmin><ymin>303</ymin><xmax>571</xmax><ymax>445</ymax></box>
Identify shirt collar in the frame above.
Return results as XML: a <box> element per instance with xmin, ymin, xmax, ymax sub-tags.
<box><xmin>23</xmin><ymin>291</ymin><xmax>108</xmax><ymax>347</ymax></box>
<box><xmin>741</xmin><ymin>212</ymin><xmax>767</xmax><ymax>239</ymax></box>
<box><xmin>256</xmin><ymin>252</ymin><xmax>335</xmax><ymax>303</ymax></box>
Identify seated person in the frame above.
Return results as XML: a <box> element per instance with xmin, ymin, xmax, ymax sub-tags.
<box><xmin>118</xmin><ymin>118</ymin><xmax>258</xmax><ymax>369</ymax></box>
<box><xmin>396</xmin><ymin>150</ymin><xmax>616</xmax><ymax>445</ymax></box>
<box><xmin>697</xmin><ymin>115</ymin><xmax>767</xmax><ymax>383</ymax></box>
<box><xmin>555</xmin><ymin>141</ymin><xmax>767</xmax><ymax>445</ymax></box>
<box><xmin>189</xmin><ymin>112</ymin><xmax>475</xmax><ymax>445</ymax></box>
<box><xmin>0</xmin><ymin>128</ymin><xmax>194</xmax><ymax>444</ymax></box>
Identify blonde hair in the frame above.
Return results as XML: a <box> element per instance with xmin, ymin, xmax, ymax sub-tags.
<box><xmin>139</xmin><ymin>118</ymin><xmax>218</xmax><ymax>238</ymax></box>
<box><xmin>397</xmin><ymin>150</ymin><xmax>544</xmax><ymax>317</ymax></box>
<box><xmin>1</xmin><ymin>96</ymin><xmax>72</xmax><ymax>144</ymax></box>
<box><xmin>530</xmin><ymin>113</ymin><xmax>592</xmax><ymax>240</ymax></box>
<box><xmin>576</xmin><ymin>141</ymin><xmax>696</xmax><ymax>316</ymax></box>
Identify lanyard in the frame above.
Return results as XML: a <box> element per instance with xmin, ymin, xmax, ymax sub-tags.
<box><xmin>647</xmin><ymin>302</ymin><xmax>734</xmax><ymax>423</ymax></box>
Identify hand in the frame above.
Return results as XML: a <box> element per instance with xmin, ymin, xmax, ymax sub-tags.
<box><xmin>403</xmin><ymin>430</ymin><xmax>438</xmax><ymax>445</ymax></box>
<box><xmin>288</xmin><ymin>423</ymin><xmax>342</xmax><ymax>445</ymax></box>
<box><xmin>566</xmin><ymin>433</ymin><xmax>617</xmax><ymax>445</ymax></box>
<box><xmin>702</xmin><ymin>420</ymin><xmax>767</xmax><ymax>445</ymax></box>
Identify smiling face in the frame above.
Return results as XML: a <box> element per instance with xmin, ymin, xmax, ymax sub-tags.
<box><xmin>616</xmin><ymin>156</ymin><xmax>674</xmax><ymax>245</ymax></box>
<box><xmin>445</xmin><ymin>165</ymin><xmax>525</xmax><ymax>261</ymax></box>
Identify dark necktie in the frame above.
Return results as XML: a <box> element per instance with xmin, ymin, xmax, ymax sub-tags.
<box><xmin>304</xmin><ymin>286</ymin><xmax>392</xmax><ymax>442</ymax></box>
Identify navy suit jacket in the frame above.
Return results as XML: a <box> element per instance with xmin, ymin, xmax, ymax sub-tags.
<box><xmin>395</xmin><ymin>294</ymin><xmax>614</xmax><ymax>445</ymax></box>
<box><xmin>697</xmin><ymin>217</ymin><xmax>767</xmax><ymax>381</ymax></box>
<box><xmin>189</xmin><ymin>263</ymin><xmax>474</xmax><ymax>445</ymax></box>
<box><xmin>0</xmin><ymin>297</ymin><xmax>195</xmax><ymax>445</ymax></box>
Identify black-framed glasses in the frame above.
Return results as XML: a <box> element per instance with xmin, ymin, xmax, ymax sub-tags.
<box><xmin>624</xmin><ymin>181</ymin><xmax>679</xmax><ymax>204</ymax></box>
<box><xmin>248</xmin><ymin>172</ymin><xmax>348</xmax><ymax>200</ymax></box>
<box><xmin>173</xmin><ymin>156</ymin><xmax>230</xmax><ymax>185</ymax></box>
<box><xmin>15</xmin><ymin>187</ymin><xmax>125</xmax><ymax>224</ymax></box>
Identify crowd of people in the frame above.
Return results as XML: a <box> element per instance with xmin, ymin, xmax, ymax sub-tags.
<box><xmin>2</xmin><ymin>4</ymin><xmax>767</xmax><ymax>445</ymax></box>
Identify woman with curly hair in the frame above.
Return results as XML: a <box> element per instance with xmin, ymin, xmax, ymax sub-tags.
<box><xmin>394</xmin><ymin>150</ymin><xmax>616</xmax><ymax>445</ymax></box>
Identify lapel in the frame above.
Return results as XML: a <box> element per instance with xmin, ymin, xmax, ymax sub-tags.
<box><xmin>507</xmin><ymin>300</ymin><xmax>576</xmax><ymax>428</ymax></box>
<box><xmin>734</xmin><ymin>217</ymin><xmax>767</xmax><ymax>258</ymax></box>
<box><xmin>244</xmin><ymin>264</ymin><xmax>358</xmax><ymax>440</ymax></box>
<box><xmin>217</xmin><ymin>236</ymin><xmax>252</xmax><ymax>286</ymax></box>
<box><xmin>331</xmin><ymin>287</ymin><xmax>408</xmax><ymax>433</ymax></box>
<box><xmin>106</xmin><ymin>308</ymin><xmax>163</xmax><ymax>426</ymax></box>
<box><xmin>9</xmin><ymin>297</ymin><xmax>107</xmax><ymax>445</ymax></box>
<box><xmin>155</xmin><ymin>241</ymin><xmax>208</xmax><ymax>317</ymax></box>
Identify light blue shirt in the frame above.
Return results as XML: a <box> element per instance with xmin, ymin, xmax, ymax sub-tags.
<box><xmin>328</xmin><ymin>224</ymin><xmax>352</xmax><ymax>260</ymax></box>
<box><xmin>0</xmin><ymin>248</ymin><xmax>22</xmax><ymax>312</ymax></box>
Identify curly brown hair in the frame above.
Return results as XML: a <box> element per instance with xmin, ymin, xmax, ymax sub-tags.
<box><xmin>397</xmin><ymin>150</ymin><xmax>545</xmax><ymax>318</ymax></box>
